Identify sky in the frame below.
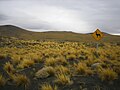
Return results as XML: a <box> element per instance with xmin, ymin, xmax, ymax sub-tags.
<box><xmin>0</xmin><ymin>0</ymin><xmax>120</xmax><ymax>35</ymax></box>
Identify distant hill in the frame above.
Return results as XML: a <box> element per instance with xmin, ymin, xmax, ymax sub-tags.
<box><xmin>0</xmin><ymin>25</ymin><xmax>120</xmax><ymax>42</ymax></box>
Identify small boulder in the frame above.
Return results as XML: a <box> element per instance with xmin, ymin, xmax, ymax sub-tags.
<box><xmin>35</xmin><ymin>67</ymin><xmax>50</xmax><ymax>79</ymax></box>
<box><xmin>91</xmin><ymin>63</ymin><xmax>101</xmax><ymax>69</ymax></box>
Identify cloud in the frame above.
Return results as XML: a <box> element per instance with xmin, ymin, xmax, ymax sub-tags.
<box><xmin>0</xmin><ymin>0</ymin><xmax>120</xmax><ymax>34</ymax></box>
<box><xmin>0</xmin><ymin>14</ymin><xmax>9</xmax><ymax>21</ymax></box>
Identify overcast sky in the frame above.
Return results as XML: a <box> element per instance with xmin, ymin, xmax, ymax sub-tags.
<box><xmin>0</xmin><ymin>0</ymin><xmax>120</xmax><ymax>35</ymax></box>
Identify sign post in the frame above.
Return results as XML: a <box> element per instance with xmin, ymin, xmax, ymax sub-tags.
<box><xmin>92</xmin><ymin>29</ymin><xmax>104</xmax><ymax>50</ymax></box>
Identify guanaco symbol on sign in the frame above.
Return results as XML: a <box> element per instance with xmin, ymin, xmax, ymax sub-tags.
<box><xmin>96</xmin><ymin>31</ymin><xmax>101</xmax><ymax>38</ymax></box>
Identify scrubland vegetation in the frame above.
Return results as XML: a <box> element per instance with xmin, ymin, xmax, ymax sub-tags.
<box><xmin>0</xmin><ymin>36</ymin><xmax>120</xmax><ymax>90</ymax></box>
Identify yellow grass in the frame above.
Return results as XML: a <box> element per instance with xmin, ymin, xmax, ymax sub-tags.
<box><xmin>17</xmin><ymin>59</ymin><xmax>34</xmax><ymax>69</ymax></box>
<box><xmin>4</xmin><ymin>62</ymin><xmax>15</xmax><ymax>74</ymax></box>
<box><xmin>55</xmin><ymin>65</ymin><xmax>70</xmax><ymax>75</ymax></box>
<box><xmin>55</xmin><ymin>73</ymin><xmax>71</xmax><ymax>85</ymax></box>
<box><xmin>12</xmin><ymin>74</ymin><xmax>30</xmax><ymax>88</ymax></box>
<box><xmin>40</xmin><ymin>83</ymin><xmax>58</xmax><ymax>90</ymax></box>
<box><xmin>75</xmin><ymin>62</ymin><xmax>93</xmax><ymax>75</ymax></box>
<box><xmin>45</xmin><ymin>57</ymin><xmax>57</xmax><ymax>66</ymax></box>
<box><xmin>0</xmin><ymin>75</ymin><xmax>6</xmax><ymax>87</ymax></box>
<box><xmin>99</xmin><ymin>68</ymin><xmax>118</xmax><ymax>81</ymax></box>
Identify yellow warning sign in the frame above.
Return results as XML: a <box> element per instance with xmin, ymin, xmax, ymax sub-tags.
<box><xmin>92</xmin><ymin>29</ymin><xmax>104</xmax><ymax>41</ymax></box>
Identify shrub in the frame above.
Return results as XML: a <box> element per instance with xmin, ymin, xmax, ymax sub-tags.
<box><xmin>55</xmin><ymin>73</ymin><xmax>71</xmax><ymax>85</ymax></box>
<box><xmin>4</xmin><ymin>62</ymin><xmax>15</xmax><ymax>74</ymax></box>
<box><xmin>40</xmin><ymin>83</ymin><xmax>58</xmax><ymax>90</ymax></box>
<box><xmin>99</xmin><ymin>68</ymin><xmax>118</xmax><ymax>81</ymax></box>
<box><xmin>0</xmin><ymin>75</ymin><xmax>6</xmax><ymax>87</ymax></box>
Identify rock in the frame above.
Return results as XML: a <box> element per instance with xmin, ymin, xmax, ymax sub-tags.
<box><xmin>91</xmin><ymin>63</ymin><xmax>101</xmax><ymax>69</ymax></box>
<box><xmin>82</xmin><ymin>88</ymin><xmax>88</xmax><ymax>90</ymax></box>
<box><xmin>35</xmin><ymin>67</ymin><xmax>50</xmax><ymax>79</ymax></box>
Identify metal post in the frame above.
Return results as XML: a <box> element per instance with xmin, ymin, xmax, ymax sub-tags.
<box><xmin>96</xmin><ymin>42</ymin><xmax>99</xmax><ymax>58</ymax></box>
<box><xmin>96</xmin><ymin>42</ymin><xmax>99</xmax><ymax>50</ymax></box>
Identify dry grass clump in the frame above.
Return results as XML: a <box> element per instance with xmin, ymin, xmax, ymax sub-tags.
<box><xmin>27</xmin><ymin>53</ymin><xmax>43</xmax><ymax>63</ymax></box>
<box><xmin>10</xmin><ymin>74</ymin><xmax>30</xmax><ymax>89</ymax></box>
<box><xmin>79</xmin><ymin>55</ymin><xmax>88</xmax><ymax>60</ymax></box>
<box><xmin>44</xmin><ymin>56</ymin><xmax>67</xmax><ymax>66</ymax></box>
<box><xmin>113</xmin><ymin>66</ymin><xmax>120</xmax><ymax>75</ymax></box>
<box><xmin>40</xmin><ymin>83</ymin><xmax>58</xmax><ymax>90</ymax></box>
<box><xmin>0</xmin><ymin>54</ymin><xmax>7</xmax><ymax>59</ymax></box>
<box><xmin>17</xmin><ymin>59</ymin><xmax>34</xmax><ymax>69</ymax></box>
<box><xmin>11</xmin><ymin>55</ymin><xmax>21</xmax><ymax>65</ymax></box>
<box><xmin>55</xmin><ymin>56</ymin><xmax>68</xmax><ymax>65</ymax></box>
<box><xmin>55</xmin><ymin>73</ymin><xmax>71</xmax><ymax>85</ymax></box>
<box><xmin>75</xmin><ymin>62</ymin><xmax>93</xmax><ymax>76</ymax></box>
<box><xmin>55</xmin><ymin>65</ymin><xmax>70</xmax><ymax>75</ymax></box>
<box><xmin>45</xmin><ymin>57</ymin><xmax>57</xmax><ymax>66</ymax></box>
<box><xmin>0</xmin><ymin>74</ymin><xmax>6</xmax><ymax>87</ymax></box>
<box><xmin>4</xmin><ymin>62</ymin><xmax>15</xmax><ymax>74</ymax></box>
<box><xmin>98</xmin><ymin>68</ymin><xmax>118</xmax><ymax>81</ymax></box>
<box><xmin>66</xmin><ymin>54</ymin><xmax>76</xmax><ymax>60</ymax></box>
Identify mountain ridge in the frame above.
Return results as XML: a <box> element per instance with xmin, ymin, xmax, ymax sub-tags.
<box><xmin>0</xmin><ymin>25</ymin><xmax>120</xmax><ymax>42</ymax></box>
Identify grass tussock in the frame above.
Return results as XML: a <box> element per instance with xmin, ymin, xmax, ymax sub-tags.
<box><xmin>11</xmin><ymin>55</ymin><xmax>21</xmax><ymax>65</ymax></box>
<box><xmin>99</xmin><ymin>68</ymin><xmax>118</xmax><ymax>81</ymax></box>
<box><xmin>55</xmin><ymin>65</ymin><xmax>70</xmax><ymax>75</ymax></box>
<box><xmin>0</xmin><ymin>75</ymin><xmax>6</xmax><ymax>87</ymax></box>
<box><xmin>11</xmin><ymin>74</ymin><xmax>30</xmax><ymax>88</ymax></box>
<box><xmin>55</xmin><ymin>56</ymin><xmax>68</xmax><ymax>65</ymax></box>
<box><xmin>40</xmin><ymin>83</ymin><xmax>58</xmax><ymax>90</ymax></box>
<box><xmin>55</xmin><ymin>73</ymin><xmax>71</xmax><ymax>85</ymax></box>
<box><xmin>4</xmin><ymin>62</ymin><xmax>15</xmax><ymax>74</ymax></box>
<box><xmin>17</xmin><ymin>59</ymin><xmax>34</xmax><ymax>69</ymax></box>
<box><xmin>66</xmin><ymin>54</ymin><xmax>76</xmax><ymax>60</ymax></box>
<box><xmin>45</xmin><ymin>57</ymin><xmax>57</xmax><ymax>66</ymax></box>
<box><xmin>75</xmin><ymin>62</ymin><xmax>93</xmax><ymax>76</ymax></box>
<box><xmin>0</xmin><ymin>54</ymin><xmax>7</xmax><ymax>59</ymax></box>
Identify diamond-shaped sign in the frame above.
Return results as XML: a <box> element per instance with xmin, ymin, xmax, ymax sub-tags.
<box><xmin>92</xmin><ymin>29</ymin><xmax>104</xmax><ymax>41</ymax></box>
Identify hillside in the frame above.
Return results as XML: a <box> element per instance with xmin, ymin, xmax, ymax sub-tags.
<box><xmin>0</xmin><ymin>25</ymin><xmax>120</xmax><ymax>42</ymax></box>
<box><xmin>0</xmin><ymin>25</ymin><xmax>120</xmax><ymax>90</ymax></box>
